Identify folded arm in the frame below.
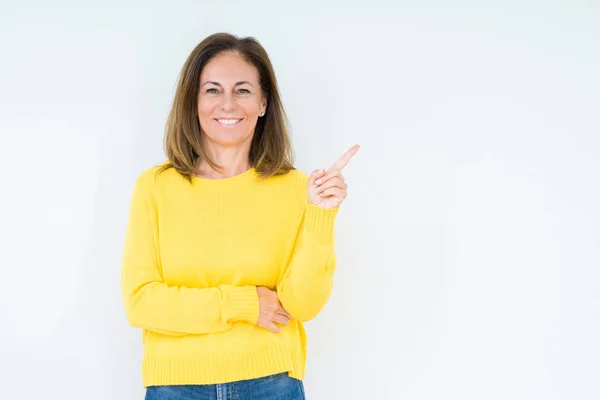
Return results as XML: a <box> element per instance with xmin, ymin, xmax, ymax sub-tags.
<box><xmin>121</xmin><ymin>173</ymin><xmax>259</xmax><ymax>336</ymax></box>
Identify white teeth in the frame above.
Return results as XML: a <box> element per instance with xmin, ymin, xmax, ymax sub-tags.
<box><xmin>218</xmin><ymin>119</ymin><xmax>240</xmax><ymax>125</ymax></box>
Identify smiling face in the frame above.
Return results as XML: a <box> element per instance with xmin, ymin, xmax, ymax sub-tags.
<box><xmin>197</xmin><ymin>51</ymin><xmax>267</xmax><ymax>150</ymax></box>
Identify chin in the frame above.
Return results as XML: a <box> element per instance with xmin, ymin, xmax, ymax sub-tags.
<box><xmin>205</xmin><ymin>132</ymin><xmax>253</xmax><ymax>147</ymax></box>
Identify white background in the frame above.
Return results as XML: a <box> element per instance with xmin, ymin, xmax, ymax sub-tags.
<box><xmin>1</xmin><ymin>1</ymin><xmax>599</xmax><ymax>399</ymax></box>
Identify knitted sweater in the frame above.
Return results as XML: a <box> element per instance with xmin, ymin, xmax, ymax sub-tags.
<box><xmin>121</xmin><ymin>164</ymin><xmax>338</xmax><ymax>387</ymax></box>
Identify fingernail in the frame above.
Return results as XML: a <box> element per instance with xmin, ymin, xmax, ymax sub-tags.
<box><xmin>315</xmin><ymin>179</ymin><xmax>322</xmax><ymax>185</ymax></box>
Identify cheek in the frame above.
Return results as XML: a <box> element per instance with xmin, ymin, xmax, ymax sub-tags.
<box><xmin>197</xmin><ymin>99</ymin><xmax>215</xmax><ymax>116</ymax></box>
<box><xmin>240</xmin><ymin>101</ymin><xmax>261</xmax><ymax>115</ymax></box>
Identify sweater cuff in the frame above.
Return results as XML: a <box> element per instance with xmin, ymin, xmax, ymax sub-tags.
<box><xmin>304</xmin><ymin>202</ymin><xmax>339</xmax><ymax>240</ymax></box>
<box><xmin>224</xmin><ymin>286</ymin><xmax>259</xmax><ymax>324</ymax></box>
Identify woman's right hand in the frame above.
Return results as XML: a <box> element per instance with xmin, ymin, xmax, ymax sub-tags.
<box><xmin>256</xmin><ymin>286</ymin><xmax>292</xmax><ymax>333</ymax></box>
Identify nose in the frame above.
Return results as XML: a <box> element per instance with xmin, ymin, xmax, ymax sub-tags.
<box><xmin>220</xmin><ymin>92</ymin><xmax>236</xmax><ymax>111</ymax></box>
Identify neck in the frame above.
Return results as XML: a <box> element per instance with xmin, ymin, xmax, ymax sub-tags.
<box><xmin>195</xmin><ymin>142</ymin><xmax>252</xmax><ymax>179</ymax></box>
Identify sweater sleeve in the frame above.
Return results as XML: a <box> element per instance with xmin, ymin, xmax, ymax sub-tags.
<box><xmin>121</xmin><ymin>171</ymin><xmax>259</xmax><ymax>336</ymax></box>
<box><xmin>276</xmin><ymin>171</ymin><xmax>339</xmax><ymax>322</ymax></box>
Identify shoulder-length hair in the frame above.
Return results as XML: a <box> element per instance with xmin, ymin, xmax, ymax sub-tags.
<box><xmin>158</xmin><ymin>32</ymin><xmax>294</xmax><ymax>181</ymax></box>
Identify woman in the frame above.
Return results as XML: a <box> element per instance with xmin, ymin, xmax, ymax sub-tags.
<box><xmin>121</xmin><ymin>32</ymin><xmax>359</xmax><ymax>400</ymax></box>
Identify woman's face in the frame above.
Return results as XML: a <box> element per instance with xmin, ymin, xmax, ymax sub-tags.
<box><xmin>197</xmin><ymin>52</ymin><xmax>267</xmax><ymax>149</ymax></box>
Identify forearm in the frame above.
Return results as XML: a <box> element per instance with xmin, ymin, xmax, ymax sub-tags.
<box><xmin>277</xmin><ymin>243</ymin><xmax>336</xmax><ymax>322</ymax></box>
<box><xmin>122</xmin><ymin>277</ymin><xmax>259</xmax><ymax>335</ymax></box>
<box><xmin>277</xmin><ymin>203</ymin><xmax>338</xmax><ymax>322</ymax></box>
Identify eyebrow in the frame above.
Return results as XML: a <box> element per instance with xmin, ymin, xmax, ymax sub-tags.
<box><xmin>201</xmin><ymin>81</ymin><xmax>254</xmax><ymax>88</ymax></box>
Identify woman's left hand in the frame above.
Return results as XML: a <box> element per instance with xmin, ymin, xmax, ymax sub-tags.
<box><xmin>307</xmin><ymin>145</ymin><xmax>360</xmax><ymax>209</ymax></box>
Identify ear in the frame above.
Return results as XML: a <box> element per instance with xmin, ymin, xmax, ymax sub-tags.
<box><xmin>261</xmin><ymin>94</ymin><xmax>267</xmax><ymax>114</ymax></box>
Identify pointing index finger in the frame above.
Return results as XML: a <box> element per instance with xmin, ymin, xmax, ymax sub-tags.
<box><xmin>330</xmin><ymin>144</ymin><xmax>360</xmax><ymax>172</ymax></box>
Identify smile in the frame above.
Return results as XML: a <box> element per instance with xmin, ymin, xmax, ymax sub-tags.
<box><xmin>215</xmin><ymin>118</ymin><xmax>243</xmax><ymax>127</ymax></box>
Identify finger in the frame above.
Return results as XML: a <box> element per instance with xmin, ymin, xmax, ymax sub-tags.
<box><xmin>308</xmin><ymin>168</ymin><xmax>327</xmax><ymax>186</ymax></box>
<box><xmin>319</xmin><ymin>187</ymin><xmax>347</xmax><ymax>199</ymax></box>
<box><xmin>330</xmin><ymin>144</ymin><xmax>360</xmax><ymax>172</ymax></box>
<box><xmin>267</xmin><ymin>323</ymin><xmax>281</xmax><ymax>333</ymax></box>
<box><xmin>315</xmin><ymin>171</ymin><xmax>344</xmax><ymax>186</ymax></box>
<box><xmin>278</xmin><ymin>308</ymin><xmax>293</xmax><ymax>319</ymax></box>
<box><xmin>273</xmin><ymin>315</ymin><xmax>289</xmax><ymax>326</ymax></box>
<box><xmin>316</xmin><ymin>177</ymin><xmax>346</xmax><ymax>194</ymax></box>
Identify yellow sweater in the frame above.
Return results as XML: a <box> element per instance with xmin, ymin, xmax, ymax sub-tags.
<box><xmin>121</xmin><ymin>164</ymin><xmax>338</xmax><ymax>387</ymax></box>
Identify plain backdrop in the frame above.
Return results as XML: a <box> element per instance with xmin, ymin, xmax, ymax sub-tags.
<box><xmin>1</xmin><ymin>1</ymin><xmax>599</xmax><ymax>399</ymax></box>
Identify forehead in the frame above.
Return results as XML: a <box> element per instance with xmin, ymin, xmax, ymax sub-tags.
<box><xmin>200</xmin><ymin>52</ymin><xmax>260</xmax><ymax>83</ymax></box>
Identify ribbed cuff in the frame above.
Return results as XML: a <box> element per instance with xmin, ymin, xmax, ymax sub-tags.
<box><xmin>304</xmin><ymin>202</ymin><xmax>338</xmax><ymax>239</ymax></box>
<box><xmin>224</xmin><ymin>286</ymin><xmax>259</xmax><ymax>324</ymax></box>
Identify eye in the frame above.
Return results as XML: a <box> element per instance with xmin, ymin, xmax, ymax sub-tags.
<box><xmin>238</xmin><ymin>89</ymin><xmax>251</xmax><ymax>94</ymax></box>
<box><xmin>205</xmin><ymin>88</ymin><xmax>219</xmax><ymax>94</ymax></box>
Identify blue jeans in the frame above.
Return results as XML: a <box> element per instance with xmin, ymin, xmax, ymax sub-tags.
<box><xmin>144</xmin><ymin>372</ymin><xmax>306</xmax><ymax>400</ymax></box>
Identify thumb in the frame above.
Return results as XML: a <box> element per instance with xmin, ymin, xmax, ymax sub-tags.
<box><xmin>308</xmin><ymin>168</ymin><xmax>326</xmax><ymax>185</ymax></box>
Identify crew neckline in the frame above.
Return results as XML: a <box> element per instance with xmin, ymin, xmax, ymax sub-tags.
<box><xmin>191</xmin><ymin>167</ymin><xmax>259</xmax><ymax>189</ymax></box>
